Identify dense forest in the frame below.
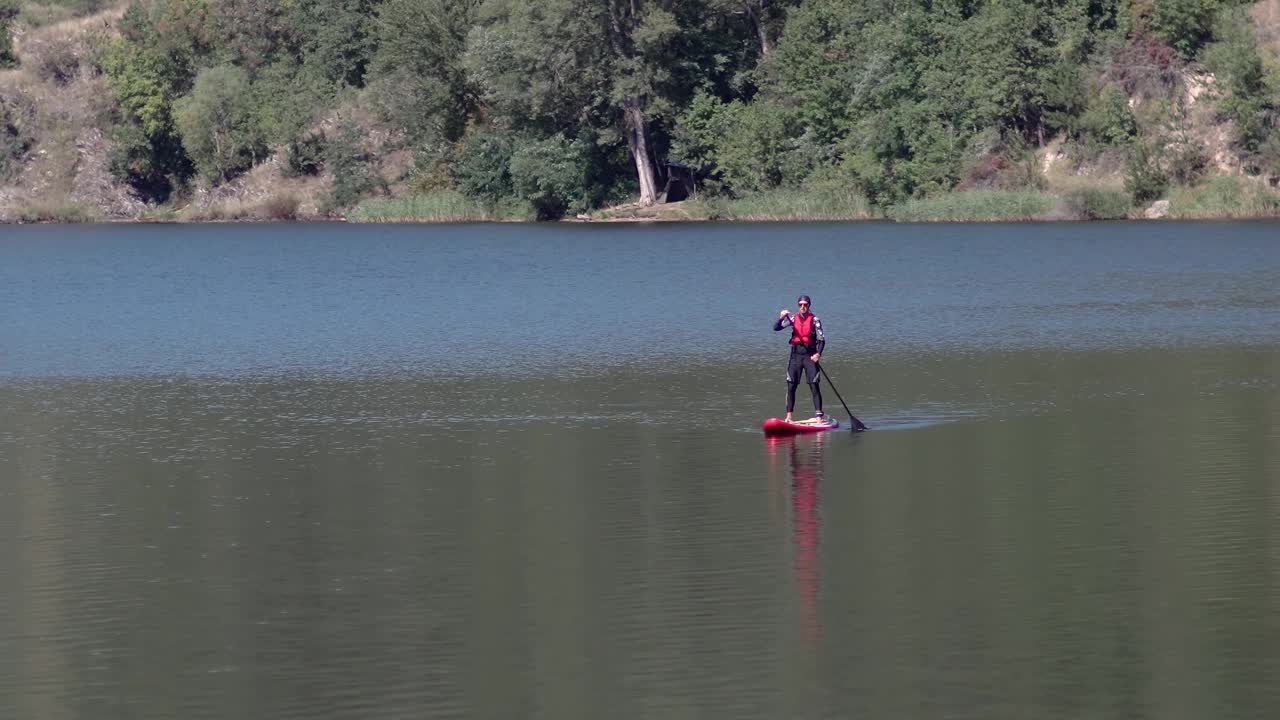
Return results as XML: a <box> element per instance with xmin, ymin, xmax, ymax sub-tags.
<box><xmin>2</xmin><ymin>0</ymin><xmax>1278</xmax><ymax>220</ymax></box>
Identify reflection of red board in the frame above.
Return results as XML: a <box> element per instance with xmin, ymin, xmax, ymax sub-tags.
<box><xmin>762</xmin><ymin>417</ymin><xmax>840</xmax><ymax>436</ymax></box>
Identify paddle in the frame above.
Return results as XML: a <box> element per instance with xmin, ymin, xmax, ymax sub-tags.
<box><xmin>817</xmin><ymin>363</ymin><xmax>868</xmax><ymax>432</ymax></box>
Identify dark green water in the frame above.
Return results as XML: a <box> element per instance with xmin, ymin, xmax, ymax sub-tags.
<box><xmin>1</xmin><ymin>222</ymin><xmax>1278</xmax><ymax>719</ymax></box>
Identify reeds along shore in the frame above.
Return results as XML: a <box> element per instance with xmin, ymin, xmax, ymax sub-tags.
<box><xmin>9</xmin><ymin>181</ymin><xmax>1279</xmax><ymax>224</ymax></box>
<box><xmin>340</xmin><ymin>179</ymin><xmax>1280</xmax><ymax>224</ymax></box>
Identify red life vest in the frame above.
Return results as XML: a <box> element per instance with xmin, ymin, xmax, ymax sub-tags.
<box><xmin>791</xmin><ymin>313</ymin><xmax>815</xmax><ymax>347</ymax></box>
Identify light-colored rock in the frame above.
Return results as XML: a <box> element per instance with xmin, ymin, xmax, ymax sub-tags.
<box><xmin>1144</xmin><ymin>200</ymin><xmax>1170</xmax><ymax>219</ymax></box>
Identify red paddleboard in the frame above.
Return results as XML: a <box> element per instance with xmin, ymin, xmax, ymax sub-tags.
<box><xmin>762</xmin><ymin>417</ymin><xmax>840</xmax><ymax>436</ymax></box>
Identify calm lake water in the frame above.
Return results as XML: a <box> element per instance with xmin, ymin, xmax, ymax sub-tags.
<box><xmin>2</xmin><ymin>222</ymin><xmax>1279</xmax><ymax>719</ymax></box>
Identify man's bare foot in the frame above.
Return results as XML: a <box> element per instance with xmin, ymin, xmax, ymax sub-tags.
<box><xmin>783</xmin><ymin>413</ymin><xmax>793</xmax><ymax>422</ymax></box>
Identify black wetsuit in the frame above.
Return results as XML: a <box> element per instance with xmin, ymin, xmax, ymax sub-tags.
<box><xmin>774</xmin><ymin>313</ymin><xmax>825</xmax><ymax>415</ymax></box>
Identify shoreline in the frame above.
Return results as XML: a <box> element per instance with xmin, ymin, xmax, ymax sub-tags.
<box><xmin>9</xmin><ymin>213</ymin><xmax>1280</xmax><ymax>225</ymax></box>
<box><xmin>5</xmin><ymin>184</ymin><xmax>1280</xmax><ymax>225</ymax></box>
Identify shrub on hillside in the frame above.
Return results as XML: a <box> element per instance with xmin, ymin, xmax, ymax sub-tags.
<box><xmin>108</xmin><ymin>122</ymin><xmax>186</xmax><ymax>202</ymax></box>
<box><xmin>1125</xmin><ymin>142</ymin><xmax>1169</xmax><ymax>203</ymax></box>
<box><xmin>1062</xmin><ymin>187</ymin><xmax>1131</xmax><ymax>220</ymax></box>
<box><xmin>319</xmin><ymin>122</ymin><xmax>384</xmax><ymax>214</ymax></box>
<box><xmin>409</xmin><ymin>142</ymin><xmax>460</xmax><ymax>194</ymax></box>
<box><xmin>175</xmin><ymin>66</ymin><xmax>267</xmax><ymax>184</ymax></box>
<box><xmin>284</xmin><ymin>131</ymin><xmax>326</xmax><ymax>177</ymax></box>
<box><xmin>958</xmin><ymin>147</ymin><xmax>1046</xmax><ymax>192</ymax></box>
<box><xmin>0</xmin><ymin>0</ymin><xmax>18</xmax><ymax>69</ymax></box>
<box><xmin>454</xmin><ymin>131</ymin><xmax>516</xmax><ymax>205</ymax></box>
<box><xmin>1</xmin><ymin>93</ymin><xmax>35</xmax><ymax>182</ymax></box>
<box><xmin>1166</xmin><ymin>143</ymin><xmax>1209</xmax><ymax>185</ymax></box>
<box><xmin>1256</xmin><ymin>135</ymin><xmax>1280</xmax><ymax>178</ymax></box>
<box><xmin>1150</xmin><ymin>0</ymin><xmax>1218</xmax><ymax>58</ymax></box>
<box><xmin>1102</xmin><ymin>31</ymin><xmax>1182</xmax><ymax>100</ymax></box>
<box><xmin>1203</xmin><ymin>7</ymin><xmax>1275</xmax><ymax>158</ymax></box>
<box><xmin>33</xmin><ymin>37</ymin><xmax>83</xmax><ymax>85</ymax></box>
<box><xmin>259</xmin><ymin>192</ymin><xmax>300</xmax><ymax>220</ymax></box>
<box><xmin>1081</xmin><ymin>84</ymin><xmax>1137</xmax><ymax>146</ymax></box>
<box><xmin>508</xmin><ymin>134</ymin><xmax>590</xmax><ymax>220</ymax></box>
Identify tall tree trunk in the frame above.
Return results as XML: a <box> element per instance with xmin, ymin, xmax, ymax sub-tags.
<box><xmin>747</xmin><ymin>1</ymin><xmax>771</xmax><ymax>57</ymax></box>
<box><xmin>624</xmin><ymin>98</ymin><xmax>659</xmax><ymax>205</ymax></box>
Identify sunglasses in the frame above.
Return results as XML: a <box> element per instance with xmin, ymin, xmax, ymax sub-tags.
<box><xmin>797</xmin><ymin>302</ymin><xmax>809</xmax><ymax>307</ymax></box>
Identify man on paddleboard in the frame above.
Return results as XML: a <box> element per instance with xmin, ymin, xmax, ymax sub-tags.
<box><xmin>774</xmin><ymin>295</ymin><xmax>825</xmax><ymax>423</ymax></box>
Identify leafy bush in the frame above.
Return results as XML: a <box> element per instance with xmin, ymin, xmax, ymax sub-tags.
<box><xmin>671</xmin><ymin>92</ymin><xmax>736</xmax><ymax>191</ymax></box>
<box><xmin>958</xmin><ymin>136</ymin><xmax>1047</xmax><ymax>192</ymax></box>
<box><xmin>673</xmin><ymin>93</ymin><xmax>825</xmax><ymax>196</ymax></box>
<box><xmin>174</xmin><ymin>65</ymin><xmax>267</xmax><ymax>183</ymax></box>
<box><xmin>0</xmin><ymin>0</ymin><xmax>18</xmax><ymax>69</ymax></box>
<box><xmin>108</xmin><ymin>122</ymin><xmax>192</xmax><ymax>202</ymax></box>
<box><xmin>320</xmin><ymin>121</ymin><xmax>383</xmax><ymax>214</ymax></box>
<box><xmin>1257</xmin><ymin>134</ymin><xmax>1280</xmax><ymax>178</ymax></box>
<box><xmin>100</xmin><ymin>30</ymin><xmax>196</xmax><ymax>200</ymax></box>
<box><xmin>1101</xmin><ymin>31</ymin><xmax>1183</xmax><ymax>101</ymax></box>
<box><xmin>409</xmin><ymin>142</ymin><xmax>460</xmax><ymax>194</ymax></box>
<box><xmin>1</xmin><ymin>93</ymin><xmax>35</xmax><ymax>182</ymax></box>
<box><xmin>284</xmin><ymin>131</ymin><xmax>326</xmax><ymax>177</ymax></box>
<box><xmin>454</xmin><ymin>131</ymin><xmax>516</xmax><ymax>205</ymax></box>
<box><xmin>1061</xmin><ymin>187</ymin><xmax>1131</xmax><ymax>220</ymax></box>
<box><xmin>1203</xmin><ymin>8</ymin><xmax>1273</xmax><ymax>156</ymax></box>
<box><xmin>1166</xmin><ymin>143</ymin><xmax>1209</xmax><ymax>185</ymax></box>
<box><xmin>1149</xmin><ymin>0</ymin><xmax>1219</xmax><ymax>59</ymax></box>
<box><xmin>1125</xmin><ymin>142</ymin><xmax>1169</xmax><ymax>203</ymax></box>
<box><xmin>508</xmin><ymin>134</ymin><xmax>589</xmax><ymax>219</ymax></box>
<box><xmin>1081</xmin><ymin>84</ymin><xmax>1136</xmax><ymax>145</ymax></box>
<box><xmin>249</xmin><ymin>61</ymin><xmax>331</xmax><ymax>145</ymax></box>
<box><xmin>712</xmin><ymin>98</ymin><xmax>791</xmax><ymax>193</ymax></box>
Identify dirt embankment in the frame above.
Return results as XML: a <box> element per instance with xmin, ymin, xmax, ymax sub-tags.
<box><xmin>0</xmin><ymin>4</ymin><xmax>410</xmax><ymax>222</ymax></box>
<box><xmin>0</xmin><ymin>5</ymin><xmax>145</xmax><ymax>221</ymax></box>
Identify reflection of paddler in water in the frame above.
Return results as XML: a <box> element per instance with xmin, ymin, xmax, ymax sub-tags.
<box><xmin>766</xmin><ymin>432</ymin><xmax>826</xmax><ymax>647</ymax></box>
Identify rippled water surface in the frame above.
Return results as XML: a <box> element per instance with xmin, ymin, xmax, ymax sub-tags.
<box><xmin>2</xmin><ymin>222</ymin><xmax>1279</xmax><ymax>719</ymax></box>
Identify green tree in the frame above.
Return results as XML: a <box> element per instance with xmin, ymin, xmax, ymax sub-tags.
<box><xmin>670</xmin><ymin>91</ymin><xmax>733</xmax><ymax>187</ymax></box>
<box><xmin>509</xmin><ymin>134</ymin><xmax>591</xmax><ymax>218</ymax></box>
<box><xmin>367</xmin><ymin>0</ymin><xmax>482</xmax><ymax>143</ymax></box>
<box><xmin>174</xmin><ymin>65</ymin><xmax>267</xmax><ymax>183</ymax></box>
<box><xmin>1149</xmin><ymin>0</ymin><xmax>1218</xmax><ymax>58</ymax></box>
<box><xmin>103</xmin><ymin>38</ymin><xmax>190</xmax><ymax>138</ymax></box>
<box><xmin>250</xmin><ymin>60</ymin><xmax>332</xmax><ymax>144</ymax></box>
<box><xmin>210</xmin><ymin>0</ymin><xmax>295</xmax><ymax>73</ymax></box>
<box><xmin>322</xmin><ymin>121</ymin><xmax>383</xmax><ymax>212</ymax></box>
<box><xmin>1125</xmin><ymin>140</ymin><xmax>1169</xmax><ymax>202</ymax></box>
<box><xmin>710</xmin><ymin>98</ymin><xmax>794</xmax><ymax>192</ymax></box>
<box><xmin>1081</xmin><ymin>83</ymin><xmax>1137</xmax><ymax>144</ymax></box>
<box><xmin>289</xmin><ymin>0</ymin><xmax>384</xmax><ymax>88</ymax></box>
<box><xmin>706</xmin><ymin>0</ymin><xmax>798</xmax><ymax>57</ymax></box>
<box><xmin>1</xmin><ymin>92</ymin><xmax>34</xmax><ymax>181</ymax></box>
<box><xmin>767</xmin><ymin>0</ymin><xmax>871</xmax><ymax>146</ymax></box>
<box><xmin>108</xmin><ymin>122</ymin><xmax>193</xmax><ymax>201</ymax></box>
<box><xmin>1203</xmin><ymin>7</ymin><xmax>1274</xmax><ymax>160</ymax></box>
<box><xmin>102</xmin><ymin>15</ymin><xmax>199</xmax><ymax>199</ymax></box>
<box><xmin>454</xmin><ymin>130</ymin><xmax>517</xmax><ymax>204</ymax></box>
<box><xmin>465</xmin><ymin>0</ymin><xmax>741</xmax><ymax>205</ymax></box>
